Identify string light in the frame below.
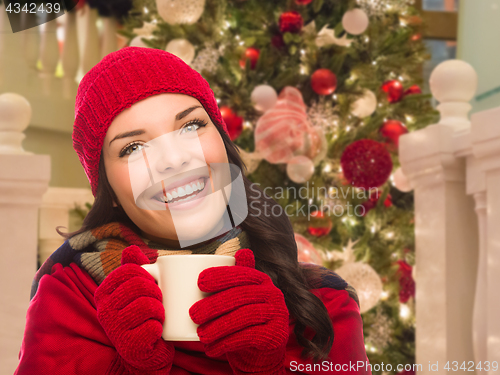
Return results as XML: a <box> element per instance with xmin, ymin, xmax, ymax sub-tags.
<box><xmin>235</xmin><ymin>35</ymin><xmax>240</xmax><ymax>40</ymax></box>
<box><xmin>346</xmin><ymin>126</ymin><xmax>351</xmax><ymax>132</ymax></box>
<box><xmin>371</xmin><ymin>225</ymin><xmax>376</xmax><ymax>234</ymax></box>
<box><xmin>300</xmin><ymin>49</ymin><xmax>306</xmax><ymax>55</ymax></box>
<box><xmin>342</xmin><ymin>217</ymin><xmax>348</xmax><ymax>223</ymax></box>
<box><xmin>399</xmin><ymin>75</ymin><xmax>405</xmax><ymax>81</ymax></box>
<box><xmin>332</xmin><ymin>94</ymin><xmax>338</xmax><ymax>100</ymax></box>
<box><xmin>405</xmin><ymin>114</ymin><xmax>415</xmax><ymax>123</ymax></box>
<box><xmin>323</xmin><ymin>163</ymin><xmax>332</xmax><ymax>173</ymax></box>
<box><xmin>386</xmin><ymin>232</ymin><xmax>394</xmax><ymax>239</ymax></box>
<box><xmin>239</xmin><ymin>41</ymin><xmax>244</xmax><ymax>46</ymax></box>
<box><xmin>225</xmin><ymin>20</ymin><xmax>231</xmax><ymax>29</ymax></box>
<box><xmin>339</xmin><ymin>166</ymin><xmax>343</xmax><ymax>172</ymax></box>
<box><xmin>143</xmin><ymin>6</ymin><xmax>149</xmax><ymax>13</ymax></box>
<box><xmin>380</xmin><ymin>290</ymin><xmax>389</xmax><ymax>300</ymax></box>
<box><xmin>399</xmin><ymin>304</ymin><xmax>411</xmax><ymax>319</ymax></box>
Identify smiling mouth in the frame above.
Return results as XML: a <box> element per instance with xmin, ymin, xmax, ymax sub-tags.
<box><xmin>151</xmin><ymin>176</ymin><xmax>209</xmax><ymax>205</ymax></box>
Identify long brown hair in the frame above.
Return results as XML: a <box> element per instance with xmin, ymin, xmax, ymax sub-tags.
<box><xmin>58</xmin><ymin>124</ymin><xmax>334</xmax><ymax>362</ymax></box>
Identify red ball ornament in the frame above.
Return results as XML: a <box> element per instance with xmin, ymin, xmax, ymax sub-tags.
<box><xmin>340</xmin><ymin>139</ymin><xmax>393</xmax><ymax>189</ymax></box>
<box><xmin>271</xmin><ymin>34</ymin><xmax>286</xmax><ymax>49</ymax></box>
<box><xmin>396</xmin><ymin>260</ymin><xmax>415</xmax><ymax>303</ymax></box>
<box><xmin>380</xmin><ymin>119</ymin><xmax>408</xmax><ymax>147</ymax></box>
<box><xmin>311</xmin><ymin>69</ymin><xmax>337</xmax><ymax>96</ymax></box>
<box><xmin>411</xmin><ymin>33</ymin><xmax>422</xmax><ymax>41</ymax></box>
<box><xmin>295</xmin><ymin>0</ymin><xmax>313</xmax><ymax>4</ymax></box>
<box><xmin>384</xmin><ymin>194</ymin><xmax>393</xmax><ymax>207</ymax></box>
<box><xmin>279</xmin><ymin>11</ymin><xmax>304</xmax><ymax>34</ymax></box>
<box><xmin>307</xmin><ymin>210</ymin><xmax>333</xmax><ymax>237</ymax></box>
<box><xmin>382</xmin><ymin>80</ymin><xmax>404</xmax><ymax>103</ymax></box>
<box><xmin>239</xmin><ymin>47</ymin><xmax>260</xmax><ymax>70</ymax></box>
<box><xmin>220</xmin><ymin>106</ymin><xmax>243</xmax><ymax>140</ymax></box>
<box><xmin>404</xmin><ymin>85</ymin><xmax>422</xmax><ymax>96</ymax></box>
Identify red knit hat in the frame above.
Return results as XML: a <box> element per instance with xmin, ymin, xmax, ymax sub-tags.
<box><xmin>73</xmin><ymin>46</ymin><xmax>228</xmax><ymax>198</ymax></box>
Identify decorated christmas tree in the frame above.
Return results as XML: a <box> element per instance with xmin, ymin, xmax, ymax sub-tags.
<box><xmin>80</xmin><ymin>0</ymin><xmax>440</xmax><ymax>372</ymax></box>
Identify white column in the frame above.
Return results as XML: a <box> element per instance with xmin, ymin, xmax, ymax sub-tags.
<box><xmin>471</xmin><ymin>106</ymin><xmax>500</xmax><ymax>371</ymax></box>
<box><xmin>0</xmin><ymin>93</ymin><xmax>50</xmax><ymax>375</ymax></box>
<box><xmin>399</xmin><ymin>60</ymin><xmax>479</xmax><ymax>374</ymax></box>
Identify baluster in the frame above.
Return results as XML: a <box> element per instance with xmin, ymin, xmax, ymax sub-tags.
<box><xmin>61</xmin><ymin>9</ymin><xmax>79</xmax><ymax>99</ymax></box>
<box><xmin>39</xmin><ymin>15</ymin><xmax>59</xmax><ymax>95</ymax></box>
<box><xmin>101</xmin><ymin>16</ymin><xmax>118</xmax><ymax>59</ymax></box>
<box><xmin>82</xmin><ymin>4</ymin><xmax>100</xmax><ymax>75</ymax></box>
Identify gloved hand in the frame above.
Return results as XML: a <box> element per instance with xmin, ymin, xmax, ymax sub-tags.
<box><xmin>94</xmin><ymin>245</ymin><xmax>174</xmax><ymax>374</ymax></box>
<box><xmin>189</xmin><ymin>249</ymin><xmax>289</xmax><ymax>375</ymax></box>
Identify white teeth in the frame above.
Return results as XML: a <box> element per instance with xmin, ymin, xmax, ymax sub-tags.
<box><xmin>154</xmin><ymin>177</ymin><xmax>207</xmax><ymax>204</ymax></box>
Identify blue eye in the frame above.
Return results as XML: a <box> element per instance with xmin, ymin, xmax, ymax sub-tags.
<box><xmin>118</xmin><ymin>118</ymin><xmax>208</xmax><ymax>157</ymax></box>
<box><xmin>180</xmin><ymin>118</ymin><xmax>209</xmax><ymax>134</ymax></box>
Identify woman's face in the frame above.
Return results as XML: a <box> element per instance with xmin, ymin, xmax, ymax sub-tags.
<box><xmin>102</xmin><ymin>93</ymin><xmax>229</xmax><ymax>247</ymax></box>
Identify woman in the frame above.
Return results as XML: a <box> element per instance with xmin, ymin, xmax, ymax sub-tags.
<box><xmin>15</xmin><ymin>47</ymin><xmax>371</xmax><ymax>375</ymax></box>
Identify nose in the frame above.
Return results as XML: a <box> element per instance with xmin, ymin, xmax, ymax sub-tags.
<box><xmin>151</xmin><ymin>133</ymin><xmax>193</xmax><ymax>174</ymax></box>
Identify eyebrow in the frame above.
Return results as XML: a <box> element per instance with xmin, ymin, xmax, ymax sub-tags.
<box><xmin>108</xmin><ymin>105</ymin><xmax>203</xmax><ymax>146</ymax></box>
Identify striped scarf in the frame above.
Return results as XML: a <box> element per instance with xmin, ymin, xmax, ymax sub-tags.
<box><xmin>31</xmin><ymin>222</ymin><xmax>250</xmax><ymax>300</ymax></box>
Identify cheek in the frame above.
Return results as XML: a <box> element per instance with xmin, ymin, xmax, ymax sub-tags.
<box><xmin>107</xmin><ymin>163</ymin><xmax>133</xmax><ymax>200</ymax></box>
<box><xmin>202</xmin><ymin>133</ymin><xmax>228</xmax><ymax>164</ymax></box>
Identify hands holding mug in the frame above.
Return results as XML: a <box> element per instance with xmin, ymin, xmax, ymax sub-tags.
<box><xmin>94</xmin><ymin>246</ymin><xmax>175</xmax><ymax>375</ymax></box>
<box><xmin>95</xmin><ymin>246</ymin><xmax>289</xmax><ymax>375</ymax></box>
<box><xmin>190</xmin><ymin>248</ymin><xmax>290</xmax><ymax>375</ymax></box>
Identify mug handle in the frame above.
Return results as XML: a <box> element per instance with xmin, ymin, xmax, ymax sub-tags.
<box><xmin>141</xmin><ymin>263</ymin><xmax>160</xmax><ymax>283</ymax></box>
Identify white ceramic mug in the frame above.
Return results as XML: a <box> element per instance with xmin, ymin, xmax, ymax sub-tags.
<box><xmin>141</xmin><ymin>254</ymin><xmax>235</xmax><ymax>341</ymax></box>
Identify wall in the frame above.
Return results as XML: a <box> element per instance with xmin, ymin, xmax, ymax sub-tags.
<box><xmin>23</xmin><ymin>127</ymin><xmax>90</xmax><ymax>189</ymax></box>
<box><xmin>457</xmin><ymin>0</ymin><xmax>500</xmax><ymax>114</ymax></box>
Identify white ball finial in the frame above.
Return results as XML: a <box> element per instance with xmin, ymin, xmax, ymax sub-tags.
<box><xmin>429</xmin><ymin>60</ymin><xmax>478</xmax><ymax>103</ymax></box>
<box><xmin>0</xmin><ymin>93</ymin><xmax>32</xmax><ymax>154</ymax></box>
<box><xmin>429</xmin><ymin>60</ymin><xmax>478</xmax><ymax>133</ymax></box>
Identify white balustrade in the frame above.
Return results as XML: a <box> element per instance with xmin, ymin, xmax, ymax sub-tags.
<box><xmin>0</xmin><ymin>93</ymin><xmax>50</xmax><ymax>375</ymax></box>
<box><xmin>0</xmin><ymin>3</ymin><xmax>121</xmax><ymax>132</ymax></box>
<box><xmin>400</xmin><ymin>59</ymin><xmax>500</xmax><ymax>374</ymax></box>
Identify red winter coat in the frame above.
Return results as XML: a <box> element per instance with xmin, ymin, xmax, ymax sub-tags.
<box><xmin>14</xmin><ymin>262</ymin><xmax>372</xmax><ymax>375</ymax></box>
